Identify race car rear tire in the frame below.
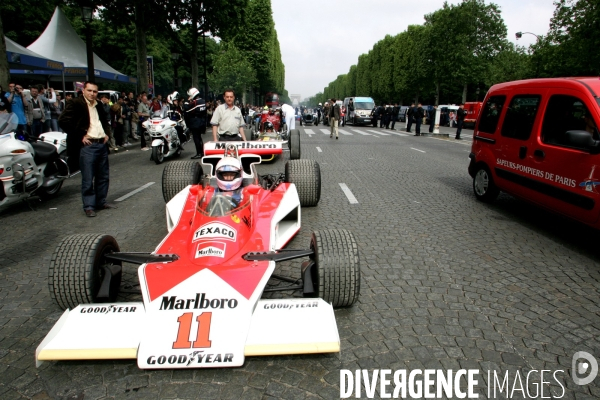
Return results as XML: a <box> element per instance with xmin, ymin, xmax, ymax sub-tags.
<box><xmin>309</xmin><ymin>229</ymin><xmax>360</xmax><ymax>308</ymax></box>
<box><xmin>285</xmin><ymin>159</ymin><xmax>320</xmax><ymax>207</ymax></box>
<box><xmin>49</xmin><ymin>234</ymin><xmax>122</xmax><ymax>310</ymax></box>
<box><xmin>289</xmin><ymin>129</ymin><xmax>301</xmax><ymax>160</ymax></box>
<box><xmin>162</xmin><ymin>161</ymin><xmax>202</xmax><ymax>203</ymax></box>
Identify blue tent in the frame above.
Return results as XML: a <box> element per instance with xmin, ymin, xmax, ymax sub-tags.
<box><xmin>5</xmin><ymin>36</ymin><xmax>64</xmax><ymax>71</ymax></box>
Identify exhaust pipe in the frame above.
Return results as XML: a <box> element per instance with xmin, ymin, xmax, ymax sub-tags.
<box><xmin>43</xmin><ymin>176</ymin><xmax>63</xmax><ymax>187</ymax></box>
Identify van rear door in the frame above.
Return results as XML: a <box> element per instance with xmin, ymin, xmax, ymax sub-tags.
<box><xmin>530</xmin><ymin>89</ymin><xmax>600</xmax><ymax>223</ymax></box>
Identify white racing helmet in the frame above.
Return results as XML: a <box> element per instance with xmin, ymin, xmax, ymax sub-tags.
<box><xmin>215</xmin><ymin>157</ymin><xmax>243</xmax><ymax>191</ymax></box>
<box><xmin>187</xmin><ymin>87</ymin><xmax>199</xmax><ymax>100</ymax></box>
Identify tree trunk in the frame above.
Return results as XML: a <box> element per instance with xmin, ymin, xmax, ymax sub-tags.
<box><xmin>202</xmin><ymin>31</ymin><xmax>208</xmax><ymax>98</ymax></box>
<box><xmin>462</xmin><ymin>83</ymin><xmax>468</xmax><ymax>104</ymax></box>
<box><xmin>0</xmin><ymin>15</ymin><xmax>10</xmax><ymax>89</ymax></box>
<box><xmin>191</xmin><ymin>15</ymin><xmax>199</xmax><ymax>89</ymax></box>
<box><xmin>435</xmin><ymin>82</ymin><xmax>440</xmax><ymax>106</ymax></box>
<box><xmin>135</xmin><ymin>3</ymin><xmax>148</xmax><ymax>95</ymax></box>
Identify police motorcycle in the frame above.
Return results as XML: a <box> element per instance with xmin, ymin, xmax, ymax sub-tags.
<box><xmin>167</xmin><ymin>91</ymin><xmax>189</xmax><ymax>142</ymax></box>
<box><xmin>142</xmin><ymin>108</ymin><xmax>184</xmax><ymax>165</ymax></box>
<box><xmin>0</xmin><ymin>113</ymin><xmax>71</xmax><ymax>210</ymax></box>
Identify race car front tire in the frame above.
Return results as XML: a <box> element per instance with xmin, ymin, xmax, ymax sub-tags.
<box><xmin>49</xmin><ymin>234</ymin><xmax>122</xmax><ymax>310</ymax></box>
<box><xmin>162</xmin><ymin>161</ymin><xmax>202</xmax><ymax>203</ymax></box>
<box><xmin>309</xmin><ymin>229</ymin><xmax>360</xmax><ymax>307</ymax></box>
<box><xmin>285</xmin><ymin>159</ymin><xmax>321</xmax><ymax>207</ymax></box>
<box><xmin>289</xmin><ymin>129</ymin><xmax>301</xmax><ymax>160</ymax></box>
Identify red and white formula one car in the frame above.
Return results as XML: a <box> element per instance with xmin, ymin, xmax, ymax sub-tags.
<box><xmin>36</xmin><ymin>142</ymin><xmax>360</xmax><ymax>369</ymax></box>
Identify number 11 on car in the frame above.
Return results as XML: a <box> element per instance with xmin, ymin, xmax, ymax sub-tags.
<box><xmin>173</xmin><ymin>312</ymin><xmax>212</xmax><ymax>349</ymax></box>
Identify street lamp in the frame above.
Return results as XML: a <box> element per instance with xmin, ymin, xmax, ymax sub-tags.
<box><xmin>515</xmin><ymin>31</ymin><xmax>540</xmax><ymax>41</ymax></box>
<box><xmin>81</xmin><ymin>5</ymin><xmax>95</xmax><ymax>83</ymax></box>
<box><xmin>516</xmin><ymin>31</ymin><xmax>542</xmax><ymax>77</ymax></box>
<box><xmin>171</xmin><ymin>52</ymin><xmax>179</xmax><ymax>90</ymax></box>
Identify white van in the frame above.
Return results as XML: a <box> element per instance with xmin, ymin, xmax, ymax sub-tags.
<box><xmin>343</xmin><ymin>97</ymin><xmax>375</xmax><ymax>126</ymax></box>
<box><xmin>438</xmin><ymin>104</ymin><xmax>459</xmax><ymax>127</ymax></box>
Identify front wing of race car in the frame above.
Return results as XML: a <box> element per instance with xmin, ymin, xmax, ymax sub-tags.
<box><xmin>36</xmin><ymin>296</ymin><xmax>339</xmax><ymax>369</ymax></box>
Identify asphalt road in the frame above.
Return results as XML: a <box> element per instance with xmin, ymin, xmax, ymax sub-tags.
<box><xmin>1</xmin><ymin>122</ymin><xmax>599</xmax><ymax>399</ymax></box>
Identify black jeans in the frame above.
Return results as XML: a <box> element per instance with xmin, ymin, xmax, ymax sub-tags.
<box><xmin>390</xmin><ymin>117</ymin><xmax>397</xmax><ymax>129</ymax></box>
<box><xmin>456</xmin><ymin>120</ymin><xmax>464</xmax><ymax>138</ymax></box>
<box><xmin>415</xmin><ymin>119</ymin><xmax>422</xmax><ymax>135</ymax></box>
<box><xmin>80</xmin><ymin>143</ymin><xmax>109</xmax><ymax>211</ymax></box>
<box><xmin>139</xmin><ymin>121</ymin><xmax>147</xmax><ymax>148</ymax></box>
<box><xmin>192</xmin><ymin>127</ymin><xmax>204</xmax><ymax>155</ymax></box>
<box><xmin>218</xmin><ymin>134</ymin><xmax>242</xmax><ymax>142</ymax></box>
<box><xmin>407</xmin><ymin>118</ymin><xmax>413</xmax><ymax>132</ymax></box>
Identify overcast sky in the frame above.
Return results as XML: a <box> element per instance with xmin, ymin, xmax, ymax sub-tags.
<box><xmin>271</xmin><ymin>0</ymin><xmax>555</xmax><ymax>100</ymax></box>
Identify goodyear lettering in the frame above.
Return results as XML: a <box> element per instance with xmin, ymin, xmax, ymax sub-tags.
<box><xmin>193</xmin><ymin>222</ymin><xmax>237</xmax><ymax>242</ymax></box>
<box><xmin>146</xmin><ymin>352</ymin><xmax>233</xmax><ymax>365</ymax></box>
<box><xmin>263</xmin><ymin>302</ymin><xmax>319</xmax><ymax>310</ymax></box>
<box><xmin>80</xmin><ymin>305</ymin><xmax>137</xmax><ymax>314</ymax></box>
<box><xmin>159</xmin><ymin>293</ymin><xmax>238</xmax><ymax>310</ymax></box>
<box><xmin>214</xmin><ymin>142</ymin><xmax>277</xmax><ymax>150</ymax></box>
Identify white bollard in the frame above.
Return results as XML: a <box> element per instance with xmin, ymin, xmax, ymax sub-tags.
<box><xmin>434</xmin><ymin>108</ymin><xmax>440</xmax><ymax>134</ymax></box>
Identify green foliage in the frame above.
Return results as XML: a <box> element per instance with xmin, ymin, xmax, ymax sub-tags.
<box><xmin>316</xmin><ymin>0</ymin><xmax>522</xmax><ymax>105</ymax></box>
<box><xmin>544</xmin><ymin>0</ymin><xmax>600</xmax><ymax>76</ymax></box>
<box><xmin>1</xmin><ymin>0</ymin><xmax>286</xmax><ymax>103</ymax></box>
<box><xmin>234</xmin><ymin>0</ymin><xmax>285</xmax><ymax>99</ymax></box>
<box><xmin>1</xmin><ymin>0</ymin><xmax>68</xmax><ymax>45</ymax></box>
<box><xmin>208</xmin><ymin>41</ymin><xmax>257</xmax><ymax>95</ymax></box>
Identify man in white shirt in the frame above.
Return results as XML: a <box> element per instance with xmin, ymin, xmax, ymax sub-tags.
<box><xmin>281</xmin><ymin>103</ymin><xmax>295</xmax><ymax>135</ymax></box>
<box><xmin>211</xmin><ymin>89</ymin><xmax>247</xmax><ymax>142</ymax></box>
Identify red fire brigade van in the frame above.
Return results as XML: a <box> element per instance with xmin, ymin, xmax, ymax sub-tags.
<box><xmin>468</xmin><ymin>78</ymin><xmax>600</xmax><ymax>228</ymax></box>
<box><xmin>463</xmin><ymin>101</ymin><xmax>482</xmax><ymax>128</ymax></box>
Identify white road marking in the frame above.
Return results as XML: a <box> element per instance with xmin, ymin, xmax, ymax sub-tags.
<box><xmin>350</xmin><ymin>129</ymin><xmax>371</xmax><ymax>136</ymax></box>
<box><xmin>319</xmin><ymin>129</ymin><xmax>331</xmax><ymax>135</ymax></box>
<box><xmin>338</xmin><ymin>129</ymin><xmax>353</xmax><ymax>135</ymax></box>
<box><xmin>339</xmin><ymin>183</ymin><xmax>359</xmax><ymax>204</ymax></box>
<box><xmin>411</xmin><ymin>148</ymin><xmax>426</xmax><ymax>153</ymax></box>
<box><xmin>316</xmin><ymin>147</ymin><xmax>322</xmax><ymax>152</ymax></box>
<box><xmin>429</xmin><ymin>136</ymin><xmax>472</xmax><ymax>145</ymax></box>
<box><xmin>115</xmin><ymin>182</ymin><xmax>155</xmax><ymax>202</ymax></box>
<box><xmin>388</xmin><ymin>130</ymin><xmax>410</xmax><ymax>137</ymax></box>
<box><xmin>304</xmin><ymin>129</ymin><xmax>315</xmax><ymax>135</ymax></box>
<box><xmin>367</xmin><ymin>129</ymin><xmax>390</xmax><ymax>136</ymax></box>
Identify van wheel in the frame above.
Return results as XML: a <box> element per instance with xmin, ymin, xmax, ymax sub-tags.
<box><xmin>473</xmin><ymin>165</ymin><xmax>499</xmax><ymax>203</ymax></box>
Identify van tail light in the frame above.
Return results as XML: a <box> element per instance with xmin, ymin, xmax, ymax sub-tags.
<box><xmin>0</xmin><ymin>167</ymin><xmax>4</xmax><ymax>174</ymax></box>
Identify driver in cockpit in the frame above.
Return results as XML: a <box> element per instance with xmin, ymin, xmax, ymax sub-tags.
<box><xmin>214</xmin><ymin>156</ymin><xmax>243</xmax><ymax>207</ymax></box>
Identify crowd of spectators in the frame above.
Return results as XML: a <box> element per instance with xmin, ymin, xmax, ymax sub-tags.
<box><xmin>0</xmin><ymin>83</ymin><xmax>278</xmax><ymax>154</ymax></box>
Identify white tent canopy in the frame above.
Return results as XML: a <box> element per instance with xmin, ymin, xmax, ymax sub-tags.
<box><xmin>6</xmin><ymin>36</ymin><xmax>64</xmax><ymax>70</ymax></box>
<box><xmin>26</xmin><ymin>7</ymin><xmax>136</xmax><ymax>84</ymax></box>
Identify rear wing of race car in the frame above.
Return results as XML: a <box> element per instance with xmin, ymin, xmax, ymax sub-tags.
<box><xmin>204</xmin><ymin>141</ymin><xmax>284</xmax><ymax>156</ymax></box>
